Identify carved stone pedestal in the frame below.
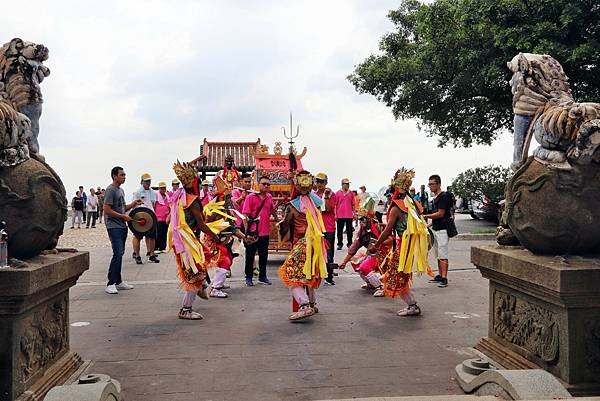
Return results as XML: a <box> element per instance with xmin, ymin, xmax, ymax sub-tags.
<box><xmin>0</xmin><ymin>252</ymin><xmax>89</xmax><ymax>401</ymax></box>
<box><xmin>472</xmin><ymin>245</ymin><xmax>600</xmax><ymax>396</ymax></box>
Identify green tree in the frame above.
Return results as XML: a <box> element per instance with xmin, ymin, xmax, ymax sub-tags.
<box><xmin>451</xmin><ymin>165</ymin><xmax>512</xmax><ymax>206</ymax></box>
<box><xmin>348</xmin><ymin>0</ymin><xmax>600</xmax><ymax>147</ymax></box>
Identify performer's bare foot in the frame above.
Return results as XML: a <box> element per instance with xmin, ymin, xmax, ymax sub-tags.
<box><xmin>178</xmin><ymin>308</ymin><xmax>203</xmax><ymax>320</ymax></box>
<box><xmin>289</xmin><ymin>305</ymin><xmax>315</xmax><ymax>321</ymax></box>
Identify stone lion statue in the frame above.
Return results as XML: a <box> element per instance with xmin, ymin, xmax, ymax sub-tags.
<box><xmin>0</xmin><ymin>38</ymin><xmax>66</xmax><ymax>260</ymax></box>
<box><xmin>509</xmin><ymin>53</ymin><xmax>600</xmax><ymax>170</ymax></box>
<box><xmin>499</xmin><ymin>53</ymin><xmax>600</xmax><ymax>255</ymax></box>
<box><xmin>0</xmin><ymin>38</ymin><xmax>50</xmax><ymax>159</ymax></box>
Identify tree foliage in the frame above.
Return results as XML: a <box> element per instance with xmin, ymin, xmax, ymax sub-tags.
<box><xmin>348</xmin><ymin>0</ymin><xmax>600</xmax><ymax>147</ymax></box>
<box><xmin>451</xmin><ymin>165</ymin><xmax>512</xmax><ymax>204</ymax></box>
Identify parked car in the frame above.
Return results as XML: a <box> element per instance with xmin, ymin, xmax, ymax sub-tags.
<box><xmin>470</xmin><ymin>195</ymin><xmax>500</xmax><ymax>224</ymax></box>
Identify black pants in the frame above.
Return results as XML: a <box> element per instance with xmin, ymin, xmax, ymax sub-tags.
<box><xmin>245</xmin><ymin>235</ymin><xmax>269</xmax><ymax>279</ymax></box>
<box><xmin>86</xmin><ymin>211</ymin><xmax>97</xmax><ymax>227</ymax></box>
<box><xmin>336</xmin><ymin>218</ymin><xmax>354</xmax><ymax>247</ymax></box>
<box><xmin>156</xmin><ymin>221</ymin><xmax>168</xmax><ymax>251</ymax></box>
<box><xmin>324</xmin><ymin>231</ymin><xmax>336</xmax><ymax>264</ymax></box>
<box><xmin>324</xmin><ymin>231</ymin><xmax>335</xmax><ymax>279</ymax></box>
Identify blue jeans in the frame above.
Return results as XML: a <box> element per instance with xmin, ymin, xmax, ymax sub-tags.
<box><xmin>107</xmin><ymin>227</ymin><xmax>128</xmax><ymax>285</ymax></box>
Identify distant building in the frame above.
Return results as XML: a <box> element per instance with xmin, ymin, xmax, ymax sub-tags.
<box><xmin>190</xmin><ymin>138</ymin><xmax>262</xmax><ymax>178</ymax></box>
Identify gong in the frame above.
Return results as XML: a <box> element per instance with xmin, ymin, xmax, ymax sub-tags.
<box><xmin>127</xmin><ymin>207</ymin><xmax>158</xmax><ymax>236</ymax></box>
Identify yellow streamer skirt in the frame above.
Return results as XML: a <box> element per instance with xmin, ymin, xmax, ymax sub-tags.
<box><xmin>278</xmin><ymin>208</ymin><xmax>328</xmax><ymax>288</ymax></box>
<box><xmin>167</xmin><ymin>201</ymin><xmax>209</xmax><ymax>292</ymax></box>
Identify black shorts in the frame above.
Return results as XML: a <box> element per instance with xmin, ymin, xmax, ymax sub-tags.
<box><xmin>134</xmin><ymin>227</ymin><xmax>157</xmax><ymax>240</ymax></box>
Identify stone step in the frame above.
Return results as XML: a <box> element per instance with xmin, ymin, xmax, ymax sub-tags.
<box><xmin>317</xmin><ymin>397</ymin><xmax>497</xmax><ymax>401</ymax></box>
<box><xmin>316</xmin><ymin>397</ymin><xmax>600</xmax><ymax>401</ymax></box>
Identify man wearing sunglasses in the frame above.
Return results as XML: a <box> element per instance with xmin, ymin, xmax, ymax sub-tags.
<box><xmin>242</xmin><ymin>176</ymin><xmax>277</xmax><ymax>286</ymax></box>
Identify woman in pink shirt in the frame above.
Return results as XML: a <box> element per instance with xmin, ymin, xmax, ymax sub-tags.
<box><xmin>242</xmin><ymin>175</ymin><xmax>277</xmax><ymax>286</ymax></box>
<box><xmin>335</xmin><ymin>178</ymin><xmax>355</xmax><ymax>250</ymax></box>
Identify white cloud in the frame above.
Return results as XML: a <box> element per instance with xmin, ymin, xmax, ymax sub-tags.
<box><xmin>3</xmin><ymin>0</ymin><xmax>514</xmax><ymax>199</ymax></box>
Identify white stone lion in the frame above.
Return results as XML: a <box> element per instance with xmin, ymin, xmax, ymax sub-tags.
<box><xmin>508</xmin><ymin>53</ymin><xmax>600</xmax><ymax>170</ymax></box>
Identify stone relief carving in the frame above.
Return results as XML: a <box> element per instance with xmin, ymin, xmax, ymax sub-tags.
<box><xmin>19</xmin><ymin>295</ymin><xmax>68</xmax><ymax>381</ymax></box>
<box><xmin>493</xmin><ymin>290</ymin><xmax>559</xmax><ymax>363</ymax></box>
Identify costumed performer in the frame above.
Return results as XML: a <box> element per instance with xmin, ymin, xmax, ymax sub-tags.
<box><xmin>368</xmin><ymin>167</ymin><xmax>433</xmax><ymax>317</ymax></box>
<box><xmin>202</xmin><ymin>198</ymin><xmax>250</xmax><ymax>298</ymax></box>
<box><xmin>168</xmin><ymin>161</ymin><xmax>249</xmax><ymax>320</ymax></box>
<box><xmin>278</xmin><ymin>170</ymin><xmax>328</xmax><ymax>321</ymax></box>
<box><xmin>212</xmin><ymin>154</ymin><xmax>242</xmax><ymax>279</ymax></box>
<box><xmin>339</xmin><ymin>196</ymin><xmax>391</xmax><ymax>297</ymax></box>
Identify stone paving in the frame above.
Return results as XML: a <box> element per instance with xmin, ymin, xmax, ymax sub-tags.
<box><xmin>63</xmin><ymin>216</ymin><xmax>493</xmax><ymax>401</ymax></box>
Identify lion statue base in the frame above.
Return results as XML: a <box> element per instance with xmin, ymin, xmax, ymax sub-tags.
<box><xmin>502</xmin><ymin>156</ymin><xmax>600</xmax><ymax>255</ymax></box>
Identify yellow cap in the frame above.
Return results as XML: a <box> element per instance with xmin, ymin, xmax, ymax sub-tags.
<box><xmin>341</xmin><ymin>178</ymin><xmax>350</xmax><ymax>184</ymax></box>
<box><xmin>141</xmin><ymin>172</ymin><xmax>152</xmax><ymax>181</ymax></box>
<box><xmin>315</xmin><ymin>172</ymin><xmax>328</xmax><ymax>181</ymax></box>
<box><xmin>158</xmin><ymin>181</ymin><xmax>167</xmax><ymax>188</ymax></box>
<box><xmin>201</xmin><ymin>179</ymin><xmax>210</xmax><ymax>186</ymax></box>
<box><xmin>171</xmin><ymin>178</ymin><xmax>180</xmax><ymax>185</ymax></box>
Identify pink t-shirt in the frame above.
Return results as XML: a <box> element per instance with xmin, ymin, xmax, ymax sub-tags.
<box><xmin>198</xmin><ymin>189</ymin><xmax>211</xmax><ymax>207</ymax></box>
<box><xmin>314</xmin><ymin>189</ymin><xmax>337</xmax><ymax>232</ymax></box>
<box><xmin>335</xmin><ymin>189</ymin><xmax>355</xmax><ymax>219</ymax></box>
<box><xmin>242</xmin><ymin>192</ymin><xmax>274</xmax><ymax>237</ymax></box>
<box><xmin>154</xmin><ymin>192</ymin><xmax>170</xmax><ymax>222</ymax></box>
<box><xmin>231</xmin><ymin>187</ymin><xmax>247</xmax><ymax>227</ymax></box>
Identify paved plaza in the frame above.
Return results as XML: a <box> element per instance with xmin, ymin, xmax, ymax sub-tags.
<box><xmin>61</xmin><ymin>216</ymin><xmax>495</xmax><ymax>401</ymax></box>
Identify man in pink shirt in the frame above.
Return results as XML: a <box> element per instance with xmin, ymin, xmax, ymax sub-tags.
<box><xmin>314</xmin><ymin>172</ymin><xmax>337</xmax><ymax>285</ymax></box>
<box><xmin>335</xmin><ymin>178</ymin><xmax>356</xmax><ymax>250</ymax></box>
<box><xmin>154</xmin><ymin>181</ymin><xmax>170</xmax><ymax>253</ymax></box>
<box><xmin>242</xmin><ymin>175</ymin><xmax>277</xmax><ymax>286</ymax></box>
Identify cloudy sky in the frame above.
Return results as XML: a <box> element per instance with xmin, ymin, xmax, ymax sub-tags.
<box><xmin>4</xmin><ymin>0</ymin><xmax>513</xmax><ymax>199</ymax></box>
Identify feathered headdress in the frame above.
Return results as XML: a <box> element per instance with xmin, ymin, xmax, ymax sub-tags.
<box><xmin>356</xmin><ymin>196</ymin><xmax>376</xmax><ymax>218</ymax></box>
<box><xmin>391</xmin><ymin>167</ymin><xmax>415</xmax><ymax>192</ymax></box>
<box><xmin>172</xmin><ymin>160</ymin><xmax>197</xmax><ymax>187</ymax></box>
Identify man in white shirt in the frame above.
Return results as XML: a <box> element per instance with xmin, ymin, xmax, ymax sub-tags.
<box><xmin>86</xmin><ymin>188</ymin><xmax>99</xmax><ymax>228</ymax></box>
<box><xmin>131</xmin><ymin>173</ymin><xmax>159</xmax><ymax>264</ymax></box>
